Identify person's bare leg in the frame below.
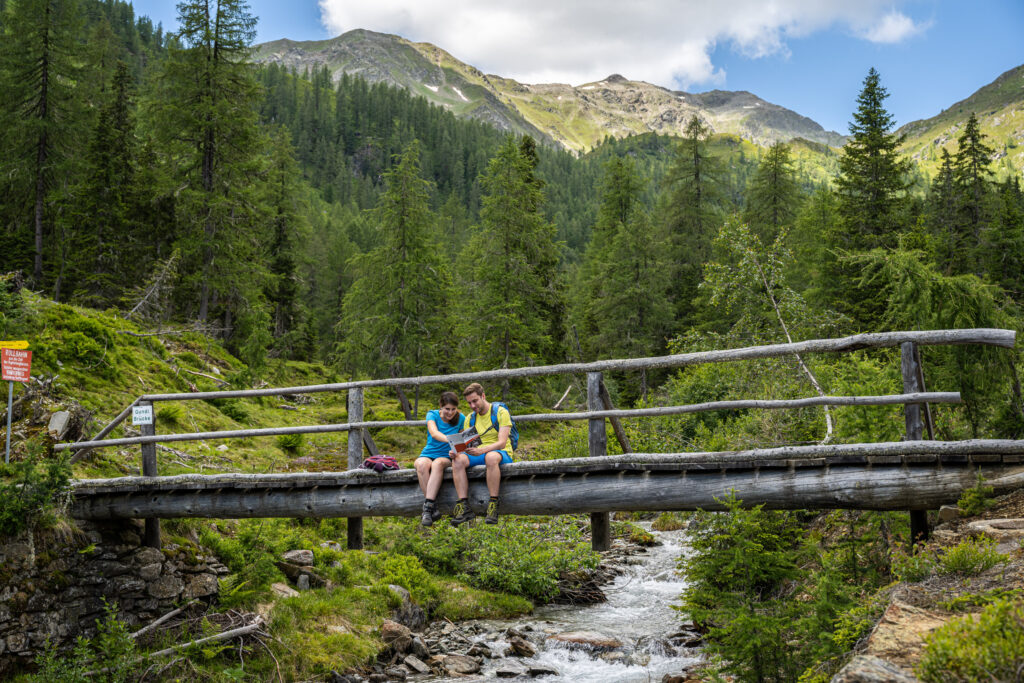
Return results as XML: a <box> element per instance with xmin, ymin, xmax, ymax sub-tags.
<box><xmin>452</xmin><ymin>453</ymin><xmax>470</xmax><ymax>499</ymax></box>
<box><xmin>485</xmin><ymin>451</ymin><xmax>502</xmax><ymax>498</ymax></box>
<box><xmin>414</xmin><ymin>457</ymin><xmax>431</xmax><ymax>496</ymax></box>
<box><xmin>426</xmin><ymin>457</ymin><xmax>451</xmax><ymax>499</ymax></box>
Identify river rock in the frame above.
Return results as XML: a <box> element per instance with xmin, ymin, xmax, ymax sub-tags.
<box><xmin>466</xmin><ymin>642</ymin><xmax>493</xmax><ymax>658</ymax></box>
<box><xmin>528</xmin><ymin>664</ymin><xmax>559</xmax><ymax>677</ymax></box>
<box><xmin>496</xmin><ymin>661</ymin><xmax>526</xmax><ymax>677</ymax></box>
<box><xmin>547</xmin><ymin>631</ymin><xmax>622</xmax><ymax>651</ymax></box>
<box><xmin>384</xmin><ymin>666</ymin><xmax>408</xmax><ymax>680</ymax></box>
<box><xmin>442</xmin><ymin>654</ymin><xmax>480</xmax><ymax>675</ymax></box>
<box><xmin>662</xmin><ymin>675</ymin><xmax>686</xmax><ymax>683</ymax></box>
<box><xmin>403</xmin><ymin>654</ymin><xmax>430</xmax><ymax>674</ymax></box>
<box><xmin>410</xmin><ymin>635</ymin><xmax>430</xmax><ymax>659</ymax></box>
<box><xmin>282</xmin><ymin>549</ymin><xmax>314</xmax><ymax>566</ymax></box>
<box><xmin>381</xmin><ymin>620</ymin><xmax>413</xmax><ymax>653</ymax></box>
<box><xmin>506</xmin><ymin>636</ymin><xmax>537</xmax><ymax>657</ymax></box>
<box><xmin>830</xmin><ymin>654</ymin><xmax>919</xmax><ymax>682</ymax></box>
<box><xmin>389</xmin><ymin>585</ymin><xmax>426</xmax><ymax>630</ymax></box>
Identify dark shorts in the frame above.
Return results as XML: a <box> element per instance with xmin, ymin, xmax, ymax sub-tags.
<box><xmin>465</xmin><ymin>450</ymin><xmax>513</xmax><ymax>467</ymax></box>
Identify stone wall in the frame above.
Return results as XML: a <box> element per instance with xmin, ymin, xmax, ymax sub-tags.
<box><xmin>0</xmin><ymin>519</ymin><xmax>227</xmax><ymax>675</ymax></box>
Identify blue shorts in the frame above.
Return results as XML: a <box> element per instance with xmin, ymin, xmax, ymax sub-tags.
<box><xmin>465</xmin><ymin>450</ymin><xmax>513</xmax><ymax>467</ymax></box>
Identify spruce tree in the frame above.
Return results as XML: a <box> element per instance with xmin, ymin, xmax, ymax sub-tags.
<box><xmin>744</xmin><ymin>142</ymin><xmax>802</xmax><ymax>244</ymax></box>
<box><xmin>662</xmin><ymin>114</ymin><xmax>726</xmax><ymax>326</ymax></box>
<box><xmin>953</xmin><ymin>112</ymin><xmax>996</xmax><ymax>271</ymax></box>
<box><xmin>145</xmin><ymin>0</ymin><xmax>265</xmax><ymax>324</ymax></box>
<box><xmin>338</xmin><ymin>141</ymin><xmax>453</xmax><ymax>394</ymax></box>
<box><xmin>834</xmin><ymin>68</ymin><xmax>911</xmax><ymax>250</ymax></box>
<box><xmin>928</xmin><ymin>148</ymin><xmax>960</xmax><ymax>273</ymax></box>
<box><xmin>457</xmin><ymin>136</ymin><xmax>563</xmax><ymax>379</ymax></box>
<box><xmin>0</xmin><ymin>0</ymin><xmax>84</xmax><ymax>287</ymax></box>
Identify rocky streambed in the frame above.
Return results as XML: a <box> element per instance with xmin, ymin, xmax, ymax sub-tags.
<box><xmin>349</xmin><ymin>525</ymin><xmax>703</xmax><ymax>682</ymax></box>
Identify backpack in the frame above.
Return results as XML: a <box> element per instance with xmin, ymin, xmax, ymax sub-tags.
<box><xmin>360</xmin><ymin>455</ymin><xmax>399</xmax><ymax>472</ymax></box>
<box><xmin>469</xmin><ymin>402</ymin><xmax>520</xmax><ymax>451</ymax></box>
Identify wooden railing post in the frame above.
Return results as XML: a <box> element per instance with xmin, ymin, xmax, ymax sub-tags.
<box><xmin>138</xmin><ymin>400</ymin><xmax>160</xmax><ymax>548</ymax></box>
<box><xmin>588</xmin><ymin>372</ymin><xmax>611</xmax><ymax>551</ymax></box>
<box><xmin>901</xmin><ymin>342</ymin><xmax>929</xmax><ymax>545</ymax></box>
<box><xmin>346</xmin><ymin>388</ymin><xmax>364</xmax><ymax>550</ymax></box>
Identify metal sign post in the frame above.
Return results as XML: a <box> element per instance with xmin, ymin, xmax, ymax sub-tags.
<box><xmin>2</xmin><ymin>344</ymin><xmax>32</xmax><ymax>464</ymax></box>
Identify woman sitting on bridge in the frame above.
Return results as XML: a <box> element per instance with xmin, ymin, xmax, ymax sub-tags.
<box><xmin>415</xmin><ymin>391</ymin><xmax>465</xmax><ymax>527</ymax></box>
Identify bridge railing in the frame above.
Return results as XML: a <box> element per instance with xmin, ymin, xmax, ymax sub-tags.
<box><xmin>56</xmin><ymin>328</ymin><xmax>1016</xmax><ymax>549</ymax></box>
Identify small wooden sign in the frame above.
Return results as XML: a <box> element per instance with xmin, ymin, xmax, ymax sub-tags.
<box><xmin>132</xmin><ymin>404</ymin><xmax>154</xmax><ymax>426</ymax></box>
<box><xmin>0</xmin><ymin>340</ymin><xmax>28</xmax><ymax>350</ymax></box>
<box><xmin>1</xmin><ymin>348</ymin><xmax>32</xmax><ymax>383</ymax></box>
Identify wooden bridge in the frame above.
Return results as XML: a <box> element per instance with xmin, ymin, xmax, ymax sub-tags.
<box><xmin>58</xmin><ymin>329</ymin><xmax>1024</xmax><ymax>550</ymax></box>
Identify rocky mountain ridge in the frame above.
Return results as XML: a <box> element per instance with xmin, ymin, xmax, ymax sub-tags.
<box><xmin>252</xmin><ymin>29</ymin><xmax>845</xmax><ymax>153</ymax></box>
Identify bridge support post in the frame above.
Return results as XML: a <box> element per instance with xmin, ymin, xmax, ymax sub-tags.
<box><xmin>139</xmin><ymin>400</ymin><xmax>160</xmax><ymax>548</ymax></box>
<box><xmin>588</xmin><ymin>372</ymin><xmax>611</xmax><ymax>551</ymax></box>
<box><xmin>346</xmin><ymin>388</ymin><xmax>364</xmax><ymax>550</ymax></box>
<box><xmin>902</xmin><ymin>342</ymin><xmax>930</xmax><ymax>546</ymax></box>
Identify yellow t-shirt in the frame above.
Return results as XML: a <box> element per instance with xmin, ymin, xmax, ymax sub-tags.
<box><xmin>469</xmin><ymin>404</ymin><xmax>514</xmax><ymax>457</ymax></box>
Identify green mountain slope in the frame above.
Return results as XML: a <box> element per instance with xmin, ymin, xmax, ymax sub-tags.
<box><xmin>252</xmin><ymin>29</ymin><xmax>845</xmax><ymax>153</ymax></box>
<box><xmin>898</xmin><ymin>64</ymin><xmax>1024</xmax><ymax>179</ymax></box>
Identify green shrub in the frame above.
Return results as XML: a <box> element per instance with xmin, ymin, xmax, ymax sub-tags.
<box><xmin>957</xmin><ymin>472</ymin><xmax>994</xmax><ymax>517</ymax></box>
<box><xmin>209</xmin><ymin>399</ymin><xmax>251</xmax><ymax>423</ymax></box>
<box><xmin>652</xmin><ymin>512</ymin><xmax>687</xmax><ymax>531</ymax></box>
<box><xmin>937</xmin><ymin>536</ymin><xmax>1007</xmax><ymax>576</ymax></box>
<box><xmin>157</xmin><ymin>404</ymin><xmax>184</xmax><ymax>425</ymax></box>
<box><xmin>277</xmin><ymin>433</ymin><xmax>304</xmax><ymax>453</ymax></box>
<box><xmin>374</xmin><ymin>553</ymin><xmax>439</xmax><ymax>605</ymax></box>
<box><xmin>917</xmin><ymin>597</ymin><xmax>1024</xmax><ymax>682</ymax></box>
<box><xmin>613</xmin><ymin>521</ymin><xmax>656</xmax><ymax>545</ymax></box>
<box><xmin>0</xmin><ymin>444</ymin><xmax>71</xmax><ymax>538</ymax></box>
<box><xmin>891</xmin><ymin>547</ymin><xmax>936</xmax><ymax>583</ymax></box>
<box><xmin>36</xmin><ymin>600</ymin><xmax>138</xmax><ymax>682</ymax></box>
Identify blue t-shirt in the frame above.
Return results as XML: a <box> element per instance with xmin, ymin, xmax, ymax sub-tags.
<box><xmin>419</xmin><ymin>409</ymin><xmax>466</xmax><ymax>459</ymax></box>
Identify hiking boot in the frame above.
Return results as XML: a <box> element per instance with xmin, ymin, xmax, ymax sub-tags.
<box><xmin>420</xmin><ymin>501</ymin><xmax>437</xmax><ymax>527</ymax></box>
<box><xmin>450</xmin><ymin>500</ymin><xmax>475</xmax><ymax>526</ymax></box>
<box><xmin>485</xmin><ymin>498</ymin><xmax>500</xmax><ymax>525</ymax></box>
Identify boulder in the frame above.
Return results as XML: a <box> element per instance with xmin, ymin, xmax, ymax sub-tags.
<box><xmin>403</xmin><ymin>654</ymin><xmax>431</xmax><ymax>674</ymax></box>
<box><xmin>863</xmin><ymin>600</ymin><xmax>948</xmax><ymax>671</ymax></box>
<box><xmin>506</xmin><ymin>636</ymin><xmax>537</xmax><ymax>657</ymax></box>
<box><xmin>937</xmin><ymin>505</ymin><xmax>959</xmax><ymax>523</ymax></box>
<box><xmin>496</xmin><ymin>662</ymin><xmax>526</xmax><ymax>678</ymax></box>
<box><xmin>442</xmin><ymin>654</ymin><xmax>481</xmax><ymax>675</ymax></box>
<box><xmin>47</xmin><ymin>411</ymin><xmax>71</xmax><ymax>440</ymax></box>
<box><xmin>966</xmin><ymin>518</ymin><xmax>1024</xmax><ymax>542</ymax></box>
<box><xmin>410</xmin><ymin>636</ymin><xmax>430</xmax><ymax>659</ymax></box>
<box><xmin>527</xmin><ymin>664</ymin><xmax>559</xmax><ymax>677</ymax></box>
<box><xmin>547</xmin><ymin>630</ymin><xmax>622</xmax><ymax>651</ymax></box>
<box><xmin>830</xmin><ymin>654</ymin><xmax>920</xmax><ymax>682</ymax></box>
<box><xmin>381</xmin><ymin>619</ymin><xmax>413</xmax><ymax>653</ymax></box>
<box><xmin>271</xmin><ymin>582</ymin><xmax>299</xmax><ymax>599</ymax></box>
<box><xmin>383</xmin><ymin>666</ymin><xmax>407</xmax><ymax>680</ymax></box>
<box><xmin>282</xmin><ymin>549</ymin><xmax>315</xmax><ymax>566</ymax></box>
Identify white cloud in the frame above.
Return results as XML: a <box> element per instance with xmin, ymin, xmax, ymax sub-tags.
<box><xmin>858</xmin><ymin>11</ymin><xmax>928</xmax><ymax>43</ymax></box>
<box><xmin>317</xmin><ymin>0</ymin><xmax>928</xmax><ymax>88</ymax></box>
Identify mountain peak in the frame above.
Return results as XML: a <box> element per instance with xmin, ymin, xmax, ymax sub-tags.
<box><xmin>605</xmin><ymin>74</ymin><xmax>628</xmax><ymax>83</ymax></box>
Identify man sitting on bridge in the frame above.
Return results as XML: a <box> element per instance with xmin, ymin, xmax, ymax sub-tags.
<box><xmin>449</xmin><ymin>382</ymin><xmax>515</xmax><ymax>525</ymax></box>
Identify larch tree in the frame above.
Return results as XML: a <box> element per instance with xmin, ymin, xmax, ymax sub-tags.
<box><xmin>338</xmin><ymin>141</ymin><xmax>454</xmax><ymax>416</ymax></box>
<box><xmin>0</xmin><ymin>0</ymin><xmax>84</xmax><ymax>287</ymax></box>
<box><xmin>661</xmin><ymin>114</ymin><xmax>726</xmax><ymax>326</ymax></box>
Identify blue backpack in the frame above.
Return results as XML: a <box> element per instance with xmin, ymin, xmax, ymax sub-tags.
<box><xmin>469</xmin><ymin>402</ymin><xmax>520</xmax><ymax>451</ymax></box>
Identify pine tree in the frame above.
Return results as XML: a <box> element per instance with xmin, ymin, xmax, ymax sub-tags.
<box><xmin>0</xmin><ymin>0</ymin><xmax>84</xmax><ymax>287</ymax></box>
<box><xmin>953</xmin><ymin>112</ymin><xmax>996</xmax><ymax>272</ymax></box>
<box><xmin>457</xmin><ymin>136</ymin><xmax>563</xmax><ymax>380</ymax></box>
<box><xmin>662</xmin><ymin>114</ymin><xmax>726</xmax><ymax>326</ymax></box>
<box><xmin>338</xmin><ymin>141</ymin><xmax>453</xmax><ymax>393</ymax></box>
<box><xmin>834</xmin><ymin>68</ymin><xmax>911</xmax><ymax>250</ymax></box>
<box><xmin>145</xmin><ymin>0</ymin><xmax>265</xmax><ymax>324</ymax></box>
<box><xmin>928</xmin><ymin>148</ymin><xmax>960</xmax><ymax>273</ymax></box>
<box><xmin>744</xmin><ymin>142</ymin><xmax>802</xmax><ymax>244</ymax></box>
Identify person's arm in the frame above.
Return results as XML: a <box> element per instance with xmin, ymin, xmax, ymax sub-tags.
<box><xmin>426</xmin><ymin>415</ymin><xmax>451</xmax><ymax>443</ymax></box>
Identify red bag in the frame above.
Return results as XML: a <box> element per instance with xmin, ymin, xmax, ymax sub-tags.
<box><xmin>361</xmin><ymin>455</ymin><xmax>399</xmax><ymax>472</ymax></box>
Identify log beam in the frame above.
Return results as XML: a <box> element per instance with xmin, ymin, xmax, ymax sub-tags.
<box><xmin>69</xmin><ymin>462</ymin><xmax>1024</xmax><ymax>520</ymax></box>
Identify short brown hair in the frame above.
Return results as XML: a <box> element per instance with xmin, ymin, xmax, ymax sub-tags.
<box><xmin>463</xmin><ymin>382</ymin><xmax>484</xmax><ymax>397</ymax></box>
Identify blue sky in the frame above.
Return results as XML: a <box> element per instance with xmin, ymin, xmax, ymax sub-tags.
<box><xmin>130</xmin><ymin>0</ymin><xmax>1023</xmax><ymax>134</ymax></box>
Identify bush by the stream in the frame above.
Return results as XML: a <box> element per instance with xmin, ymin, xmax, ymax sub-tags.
<box><xmin>916</xmin><ymin>597</ymin><xmax>1024</xmax><ymax>682</ymax></box>
<box><xmin>34</xmin><ymin>600</ymin><xmax>138</xmax><ymax>682</ymax></box>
